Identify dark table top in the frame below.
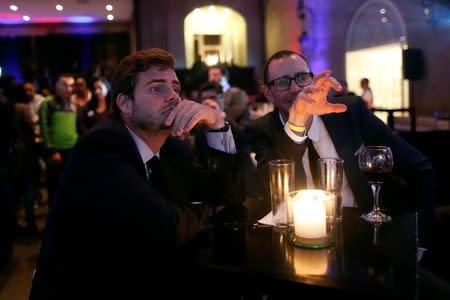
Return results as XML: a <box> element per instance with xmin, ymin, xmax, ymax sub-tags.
<box><xmin>192</xmin><ymin>198</ymin><xmax>418</xmax><ymax>299</ymax></box>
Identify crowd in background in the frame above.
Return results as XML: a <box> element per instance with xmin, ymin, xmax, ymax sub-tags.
<box><xmin>0</xmin><ymin>72</ymin><xmax>114</xmax><ymax>270</ymax></box>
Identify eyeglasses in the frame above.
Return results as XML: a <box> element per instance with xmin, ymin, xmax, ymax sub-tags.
<box><xmin>267</xmin><ymin>72</ymin><xmax>314</xmax><ymax>92</ymax></box>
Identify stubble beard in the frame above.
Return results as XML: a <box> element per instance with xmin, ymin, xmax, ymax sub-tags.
<box><xmin>130</xmin><ymin>106</ymin><xmax>159</xmax><ymax>132</ymax></box>
<box><xmin>281</xmin><ymin>93</ymin><xmax>296</xmax><ymax>117</ymax></box>
<box><xmin>130</xmin><ymin>104</ymin><xmax>173</xmax><ymax>132</ymax></box>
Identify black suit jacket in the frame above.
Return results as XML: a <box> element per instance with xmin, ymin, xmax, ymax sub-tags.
<box><xmin>29</xmin><ymin>116</ymin><xmax>244</xmax><ymax>299</ymax></box>
<box><xmin>244</xmin><ymin>96</ymin><xmax>434</xmax><ymax>248</ymax></box>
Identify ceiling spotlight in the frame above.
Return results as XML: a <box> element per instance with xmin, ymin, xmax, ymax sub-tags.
<box><xmin>10</xmin><ymin>4</ymin><xmax>18</xmax><ymax>11</ymax></box>
<box><xmin>56</xmin><ymin>4</ymin><xmax>63</xmax><ymax>11</ymax></box>
<box><xmin>23</xmin><ymin>15</ymin><xmax>31</xmax><ymax>21</ymax></box>
<box><xmin>381</xmin><ymin>17</ymin><xmax>388</xmax><ymax>23</ymax></box>
<box><xmin>106</xmin><ymin>4</ymin><xmax>113</xmax><ymax>11</ymax></box>
<box><xmin>379</xmin><ymin>8</ymin><xmax>386</xmax><ymax>14</ymax></box>
<box><xmin>107</xmin><ymin>14</ymin><xmax>114</xmax><ymax>21</ymax></box>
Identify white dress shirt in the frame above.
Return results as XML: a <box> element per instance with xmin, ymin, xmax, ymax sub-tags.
<box><xmin>126</xmin><ymin>126</ymin><xmax>159</xmax><ymax>180</ymax></box>
<box><xmin>126</xmin><ymin>124</ymin><xmax>237</xmax><ymax>179</ymax></box>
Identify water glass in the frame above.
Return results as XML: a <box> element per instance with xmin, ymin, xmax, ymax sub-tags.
<box><xmin>269</xmin><ymin>159</ymin><xmax>295</xmax><ymax>227</ymax></box>
<box><xmin>318</xmin><ymin>158</ymin><xmax>344</xmax><ymax>222</ymax></box>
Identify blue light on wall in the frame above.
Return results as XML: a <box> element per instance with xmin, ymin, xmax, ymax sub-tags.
<box><xmin>298</xmin><ymin>0</ymin><xmax>329</xmax><ymax>72</ymax></box>
<box><xmin>0</xmin><ymin>37</ymin><xmax>23</xmax><ymax>82</ymax></box>
<box><xmin>0</xmin><ymin>13</ymin><xmax>98</xmax><ymax>24</ymax></box>
<box><xmin>67</xmin><ymin>16</ymin><xmax>96</xmax><ymax>23</ymax></box>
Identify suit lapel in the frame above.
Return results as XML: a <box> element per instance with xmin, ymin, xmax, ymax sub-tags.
<box><xmin>321</xmin><ymin>113</ymin><xmax>371</xmax><ymax>212</ymax></box>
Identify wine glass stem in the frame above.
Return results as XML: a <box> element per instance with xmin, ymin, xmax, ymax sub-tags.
<box><xmin>370</xmin><ymin>183</ymin><xmax>382</xmax><ymax>212</ymax></box>
<box><xmin>373</xmin><ymin>224</ymin><xmax>379</xmax><ymax>245</ymax></box>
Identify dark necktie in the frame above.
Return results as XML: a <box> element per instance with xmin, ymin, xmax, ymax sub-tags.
<box><xmin>306</xmin><ymin>138</ymin><xmax>320</xmax><ymax>188</ymax></box>
<box><xmin>146</xmin><ymin>156</ymin><xmax>167</xmax><ymax>197</ymax></box>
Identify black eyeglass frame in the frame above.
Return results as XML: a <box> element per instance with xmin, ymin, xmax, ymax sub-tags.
<box><xmin>266</xmin><ymin>71</ymin><xmax>314</xmax><ymax>91</ymax></box>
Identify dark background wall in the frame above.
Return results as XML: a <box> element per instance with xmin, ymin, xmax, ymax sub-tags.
<box><xmin>0</xmin><ymin>32</ymin><xmax>130</xmax><ymax>88</ymax></box>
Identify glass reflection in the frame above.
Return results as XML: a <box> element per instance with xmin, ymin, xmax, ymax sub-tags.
<box><xmin>293</xmin><ymin>248</ymin><xmax>329</xmax><ymax>276</ymax></box>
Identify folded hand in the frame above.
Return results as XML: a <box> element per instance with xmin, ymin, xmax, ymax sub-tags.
<box><xmin>164</xmin><ymin>100</ymin><xmax>225</xmax><ymax>136</ymax></box>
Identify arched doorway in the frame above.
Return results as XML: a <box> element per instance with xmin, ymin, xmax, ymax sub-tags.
<box><xmin>345</xmin><ymin>0</ymin><xmax>408</xmax><ymax>114</ymax></box>
<box><xmin>184</xmin><ymin>5</ymin><xmax>247</xmax><ymax>68</ymax></box>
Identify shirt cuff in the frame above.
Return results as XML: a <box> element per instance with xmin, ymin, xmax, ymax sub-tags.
<box><xmin>205</xmin><ymin>128</ymin><xmax>237</xmax><ymax>154</ymax></box>
<box><xmin>284</xmin><ymin>122</ymin><xmax>308</xmax><ymax>144</ymax></box>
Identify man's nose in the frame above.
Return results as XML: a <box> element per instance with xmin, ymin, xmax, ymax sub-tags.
<box><xmin>168</xmin><ymin>89</ymin><xmax>181</xmax><ymax>104</ymax></box>
<box><xmin>288</xmin><ymin>80</ymin><xmax>302</xmax><ymax>94</ymax></box>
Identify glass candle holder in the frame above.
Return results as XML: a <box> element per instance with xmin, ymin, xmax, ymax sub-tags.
<box><xmin>287</xmin><ymin>189</ymin><xmax>336</xmax><ymax>249</ymax></box>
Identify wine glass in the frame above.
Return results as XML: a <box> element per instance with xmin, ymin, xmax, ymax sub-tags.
<box><xmin>358</xmin><ymin>146</ymin><xmax>394</xmax><ymax>223</ymax></box>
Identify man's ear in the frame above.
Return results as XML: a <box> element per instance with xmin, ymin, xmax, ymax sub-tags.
<box><xmin>261</xmin><ymin>85</ymin><xmax>274</xmax><ymax>104</ymax></box>
<box><xmin>116</xmin><ymin>94</ymin><xmax>132</xmax><ymax>115</ymax></box>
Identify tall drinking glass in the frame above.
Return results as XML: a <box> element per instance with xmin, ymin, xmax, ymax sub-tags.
<box><xmin>318</xmin><ymin>158</ymin><xmax>344</xmax><ymax>222</ymax></box>
<box><xmin>358</xmin><ymin>146</ymin><xmax>394</xmax><ymax>223</ymax></box>
<box><xmin>269</xmin><ymin>159</ymin><xmax>295</xmax><ymax>227</ymax></box>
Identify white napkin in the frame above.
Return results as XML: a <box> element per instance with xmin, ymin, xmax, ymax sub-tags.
<box><xmin>257</xmin><ymin>211</ymin><xmax>275</xmax><ymax>226</ymax></box>
<box><xmin>258</xmin><ymin>201</ymin><xmax>288</xmax><ymax>226</ymax></box>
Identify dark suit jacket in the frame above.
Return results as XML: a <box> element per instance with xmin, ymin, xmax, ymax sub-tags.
<box><xmin>29</xmin><ymin>116</ymin><xmax>243</xmax><ymax>299</ymax></box>
<box><xmin>244</xmin><ymin>96</ymin><xmax>434</xmax><ymax>248</ymax></box>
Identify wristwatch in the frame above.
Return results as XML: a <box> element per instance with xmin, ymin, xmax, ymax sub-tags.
<box><xmin>205</xmin><ymin>121</ymin><xmax>230</xmax><ymax>132</ymax></box>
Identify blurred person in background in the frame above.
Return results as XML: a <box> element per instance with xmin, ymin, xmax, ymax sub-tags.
<box><xmin>71</xmin><ymin>76</ymin><xmax>92</xmax><ymax>109</ymax></box>
<box><xmin>39</xmin><ymin>74</ymin><xmax>79</xmax><ymax>206</ymax></box>
<box><xmin>24</xmin><ymin>81</ymin><xmax>45</xmax><ymax>137</ymax></box>
<box><xmin>198</xmin><ymin>81</ymin><xmax>225</xmax><ymax>114</ymax></box>
<box><xmin>9</xmin><ymin>84</ymin><xmax>38</xmax><ymax>234</ymax></box>
<box><xmin>360</xmin><ymin>77</ymin><xmax>373</xmax><ymax>109</ymax></box>
<box><xmin>40</xmin><ymin>86</ymin><xmax>53</xmax><ymax>99</ymax></box>
<box><xmin>224</xmin><ymin>87</ymin><xmax>250</xmax><ymax>129</ymax></box>
<box><xmin>24</xmin><ymin>81</ymin><xmax>46</xmax><ymax>206</ymax></box>
<box><xmin>208</xmin><ymin>65</ymin><xmax>230</xmax><ymax>92</ymax></box>
<box><xmin>78</xmin><ymin>77</ymin><xmax>113</xmax><ymax>135</ymax></box>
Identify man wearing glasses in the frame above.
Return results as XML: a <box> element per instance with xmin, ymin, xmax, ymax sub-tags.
<box><xmin>245</xmin><ymin>50</ymin><xmax>434</xmax><ymax>258</ymax></box>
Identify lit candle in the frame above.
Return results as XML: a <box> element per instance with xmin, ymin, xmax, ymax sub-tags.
<box><xmin>293</xmin><ymin>190</ymin><xmax>327</xmax><ymax>239</ymax></box>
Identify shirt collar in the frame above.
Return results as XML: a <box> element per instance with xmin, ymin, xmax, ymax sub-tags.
<box><xmin>278</xmin><ymin>112</ymin><xmax>321</xmax><ymax>142</ymax></box>
<box><xmin>125</xmin><ymin>124</ymin><xmax>159</xmax><ymax>164</ymax></box>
